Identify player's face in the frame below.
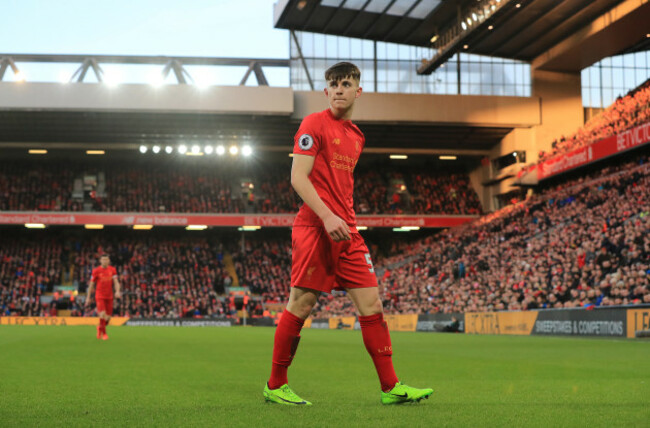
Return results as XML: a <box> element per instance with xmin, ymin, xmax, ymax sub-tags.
<box><xmin>325</xmin><ymin>77</ymin><xmax>361</xmax><ymax>113</ymax></box>
<box><xmin>100</xmin><ymin>256</ymin><xmax>109</xmax><ymax>267</ymax></box>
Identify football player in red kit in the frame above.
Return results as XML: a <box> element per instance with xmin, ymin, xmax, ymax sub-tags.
<box><xmin>263</xmin><ymin>62</ymin><xmax>433</xmax><ymax>406</ymax></box>
<box><xmin>86</xmin><ymin>254</ymin><xmax>121</xmax><ymax>340</ymax></box>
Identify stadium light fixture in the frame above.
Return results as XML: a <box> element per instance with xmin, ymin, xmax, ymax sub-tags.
<box><xmin>28</xmin><ymin>149</ymin><xmax>47</xmax><ymax>155</ymax></box>
<box><xmin>58</xmin><ymin>71</ymin><xmax>70</xmax><ymax>84</ymax></box>
<box><xmin>204</xmin><ymin>145</ymin><xmax>214</xmax><ymax>155</ymax></box>
<box><xmin>186</xmin><ymin>225</ymin><xmax>208</xmax><ymax>230</ymax></box>
<box><xmin>229</xmin><ymin>145</ymin><xmax>239</xmax><ymax>155</ymax></box>
<box><xmin>392</xmin><ymin>227</ymin><xmax>411</xmax><ymax>232</ymax></box>
<box><xmin>471</xmin><ymin>13</ymin><xmax>477</xmax><ymax>21</ymax></box>
<box><xmin>150</xmin><ymin>72</ymin><xmax>165</xmax><ymax>87</ymax></box>
<box><xmin>25</xmin><ymin>223</ymin><xmax>46</xmax><ymax>229</ymax></box>
<box><xmin>133</xmin><ymin>225</ymin><xmax>153</xmax><ymax>230</ymax></box>
<box><xmin>139</xmin><ymin>145</ymin><xmax>148</xmax><ymax>154</ymax></box>
<box><xmin>401</xmin><ymin>226</ymin><xmax>420</xmax><ymax>231</ymax></box>
<box><xmin>165</xmin><ymin>146</ymin><xmax>173</xmax><ymax>154</ymax></box>
<box><xmin>513</xmin><ymin>152</ymin><xmax>518</xmax><ymax>157</ymax></box>
<box><xmin>390</xmin><ymin>155</ymin><xmax>408</xmax><ymax>159</ymax></box>
<box><xmin>152</xmin><ymin>145</ymin><xmax>161</xmax><ymax>154</ymax></box>
<box><xmin>242</xmin><ymin>145</ymin><xmax>252</xmax><ymax>157</ymax></box>
<box><xmin>430</xmin><ymin>35</ymin><xmax>439</xmax><ymax>43</ymax></box>
<box><xmin>193</xmin><ymin>72</ymin><xmax>212</xmax><ymax>89</ymax></box>
<box><xmin>240</xmin><ymin>225</ymin><xmax>261</xmax><ymax>231</ymax></box>
<box><xmin>356</xmin><ymin>226</ymin><xmax>368</xmax><ymax>231</ymax></box>
<box><xmin>466</xmin><ymin>17</ymin><xmax>472</xmax><ymax>26</ymax></box>
<box><xmin>86</xmin><ymin>150</ymin><xmax>105</xmax><ymax>155</ymax></box>
<box><xmin>178</xmin><ymin>145</ymin><xmax>188</xmax><ymax>154</ymax></box>
<box><xmin>288</xmin><ymin>153</ymin><xmax>294</xmax><ymax>157</ymax></box>
<box><xmin>104</xmin><ymin>71</ymin><xmax>121</xmax><ymax>87</ymax></box>
<box><xmin>461</xmin><ymin>22</ymin><xmax>467</xmax><ymax>30</ymax></box>
<box><xmin>516</xmin><ymin>3</ymin><xmax>521</xmax><ymax>7</ymax></box>
<box><xmin>15</xmin><ymin>71</ymin><xmax>25</xmax><ymax>82</ymax></box>
<box><xmin>488</xmin><ymin>25</ymin><xmax>494</xmax><ymax>30</ymax></box>
<box><xmin>216</xmin><ymin>145</ymin><xmax>226</xmax><ymax>156</ymax></box>
<box><xmin>191</xmin><ymin>145</ymin><xmax>201</xmax><ymax>154</ymax></box>
<box><xmin>464</xmin><ymin>44</ymin><xmax>469</xmax><ymax>49</ymax></box>
<box><xmin>84</xmin><ymin>224</ymin><xmax>104</xmax><ymax>230</ymax></box>
<box><xmin>439</xmin><ymin>155</ymin><xmax>457</xmax><ymax>160</ymax></box>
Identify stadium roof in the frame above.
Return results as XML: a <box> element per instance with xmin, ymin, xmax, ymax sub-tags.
<box><xmin>0</xmin><ymin>111</ymin><xmax>509</xmax><ymax>155</ymax></box>
<box><xmin>273</xmin><ymin>0</ymin><xmax>625</xmax><ymax>52</ymax></box>
<box><xmin>274</xmin><ymin>0</ymin><xmax>650</xmax><ymax>73</ymax></box>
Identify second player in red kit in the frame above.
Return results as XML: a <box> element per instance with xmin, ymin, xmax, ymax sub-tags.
<box><xmin>264</xmin><ymin>62</ymin><xmax>433</xmax><ymax>406</ymax></box>
<box><xmin>86</xmin><ymin>254</ymin><xmax>121</xmax><ymax>340</ymax></box>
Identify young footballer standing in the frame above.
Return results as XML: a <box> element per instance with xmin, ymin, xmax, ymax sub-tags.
<box><xmin>85</xmin><ymin>254</ymin><xmax>121</xmax><ymax>340</ymax></box>
<box><xmin>263</xmin><ymin>62</ymin><xmax>433</xmax><ymax>406</ymax></box>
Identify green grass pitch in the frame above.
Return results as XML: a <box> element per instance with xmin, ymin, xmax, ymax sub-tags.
<box><xmin>1</xmin><ymin>326</ymin><xmax>648</xmax><ymax>427</ymax></box>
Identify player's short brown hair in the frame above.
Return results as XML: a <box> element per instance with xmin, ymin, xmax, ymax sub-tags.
<box><xmin>325</xmin><ymin>62</ymin><xmax>360</xmax><ymax>84</ymax></box>
<box><xmin>100</xmin><ymin>254</ymin><xmax>109</xmax><ymax>258</ymax></box>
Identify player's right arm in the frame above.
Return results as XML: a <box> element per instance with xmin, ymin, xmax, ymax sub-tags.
<box><xmin>291</xmin><ymin>154</ymin><xmax>350</xmax><ymax>242</ymax></box>
<box><xmin>86</xmin><ymin>268</ymin><xmax>96</xmax><ymax>307</ymax></box>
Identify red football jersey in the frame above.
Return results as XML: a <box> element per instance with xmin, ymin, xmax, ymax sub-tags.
<box><xmin>293</xmin><ymin>108</ymin><xmax>364</xmax><ymax>231</ymax></box>
<box><xmin>91</xmin><ymin>266</ymin><xmax>117</xmax><ymax>299</ymax></box>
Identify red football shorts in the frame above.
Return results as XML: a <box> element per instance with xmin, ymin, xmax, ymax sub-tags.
<box><xmin>291</xmin><ymin>226</ymin><xmax>378</xmax><ymax>293</ymax></box>
<box><xmin>96</xmin><ymin>298</ymin><xmax>113</xmax><ymax>316</ymax></box>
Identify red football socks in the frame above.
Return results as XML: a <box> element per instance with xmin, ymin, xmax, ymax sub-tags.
<box><xmin>99</xmin><ymin>318</ymin><xmax>106</xmax><ymax>334</ymax></box>
<box><xmin>359</xmin><ymin>313</ymin><xmax>399</xmax><ymax>392</ymax></box>
<box><xmin>268</xmin><ymin>310</ymin><xmax>305</xmax><ymax>390</ymax></box>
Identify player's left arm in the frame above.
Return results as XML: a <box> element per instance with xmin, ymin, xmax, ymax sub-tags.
<box><xmin>113</xmin><ymin>272</ymin><xmax>122</xmax><ymax>299</ymax></box>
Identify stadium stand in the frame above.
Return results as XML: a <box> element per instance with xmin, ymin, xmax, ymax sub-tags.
<box><xmin>0</xmin><ymin>160</ymin><xmax>481</xmax><ymax>215</ymax></box>
<box><xmin>0</xmin><ymin>230</ymin><xmax>233</xmax><ymax>318</ymax></box>
<box><xmin>538</xmin><ymin>79</ymin><xmax>650</xmax><ymax>162</ymax></box>
<box><xmin>0</xmin><ymin>234</ymin><xmax>63</xmax><ymax>316</ymax></box>
<box><xmin>341</xmin><ymin>153</ymin><xmax>650</xmax><ymax>317</ymax></box>
<box><xmin>230</xmin><ymin>234</ymin><xmax>292</xmax><ymax>303</ymax></box>
<box><xmin>2</xmin><ymin>151</ymin><xmax>648</xmax><ymax>318</ymax></box>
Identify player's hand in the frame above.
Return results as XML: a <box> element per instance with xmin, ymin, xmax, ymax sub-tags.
<box><xmin>115</xmin><ymin>291</ymin><xmax>122</xmax><ymax>299</ymax></box>
<box><xmin>323</xmin><ymin>214</ymin><xmax>351</xmax><ymax>242</ymax></box>
<box><xmin>84</xmin><ymin>298</ymin><xmax>92</xmax><ymax>307</ymax></box>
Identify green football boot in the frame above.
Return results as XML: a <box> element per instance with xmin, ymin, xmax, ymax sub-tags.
<box><xmin>263</xmin><ymin>383</ymin><xmax>312</xmax><ymax>406</ymax></box>
<box><xmin>380</xmin><ymin>382</ymin><xmax>433</xmax><ymax>405</ymax></box>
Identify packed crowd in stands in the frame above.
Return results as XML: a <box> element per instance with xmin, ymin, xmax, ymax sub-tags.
<box><xmin>406</xmin><ymin>171</ymin><xmax>482</xmax><ymax>215</ymax></box>
<box><xmin>1</xmin><ymin>231</ymin><xmax>234</xmax><ymax>318</ymax></box>
<box><xmin>0</xmin><ymin>164</ymin><xmax>82</xmax><ymax>211</ymax></box>
<box><xmin>315</xmin><ymin>153</ymin><xmax>650</xmax><ymax>317</ymax></box>
<box><xmin>102</xmin><ymin>166</ymin><xmax>242</xmax><ymax>213</ymax></box>
<box><xmin>538</xmin><ymin>79</ymin><xmax>650</xmax><ymax>162</ymax></box>
<box><xmin>77</xmin><ymin>235</ymin><xmax>232</xmax><ymax>318</ymax></box>
<box><xmin>0</xmin><ymin>160</ymin><xmax>481</xmax><ymax>216</ymax></box>
<box><xmin>230</xmin><ymin>234</ymin><xmax>293</xmax><ymax>303</ymax></box>
<box><xmin>2</xmin><ymin>154</ymin><xmax>648</xmax><ymax>318</ymax></box>
<box><xmin>354</xmin><ymin>169</ymin><xmax>390</xmax><ymax>214</ymax></box>
<box><xmin>0</xmin><ymin>235</ymin><xmax>64</xmax><ymax>317</ymax></box>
